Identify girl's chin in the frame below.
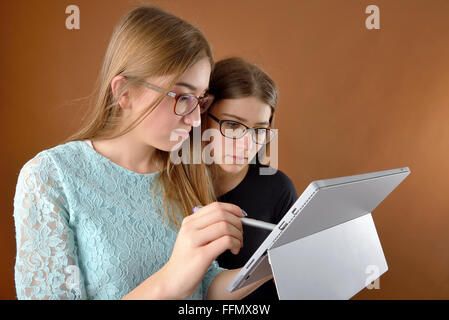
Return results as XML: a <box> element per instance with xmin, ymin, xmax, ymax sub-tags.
<box><xmin>217</xmin><ymin>163</ymin><xmax>247</xmax><ymax>174</ymax></box>
<box><xmin>158</xmin><ymin>136</ymin><xmax>189</xmax><ymax>152</ymax></box>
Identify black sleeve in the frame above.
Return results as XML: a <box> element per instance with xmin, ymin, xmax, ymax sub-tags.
<box><xmin>272</xmin><ymin>172</ymin><xmax>298</xmax><ymax>224</ymax></box>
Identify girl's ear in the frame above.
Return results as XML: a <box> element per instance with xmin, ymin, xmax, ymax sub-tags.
<box><xmin>111</xmin><ymin>75</ymin><xmax>131</xmax><ymax>110</ymax></box>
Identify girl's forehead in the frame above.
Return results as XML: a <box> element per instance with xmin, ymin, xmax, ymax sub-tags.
<box><xmin>212</xmin><ymin>97</ymin><xmax>272</xmax><ymax>125</ymax></box>
<box><xmin>176</xmin><ymin>58</ymin><xmax>211</xmax><ymax>93</ymax></box>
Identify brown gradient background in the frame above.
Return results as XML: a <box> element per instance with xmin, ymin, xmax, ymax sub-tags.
<box><xmin>1</xmin><ymin>0</ymin><xmax>448</xmax><ymax>299</ymax></box>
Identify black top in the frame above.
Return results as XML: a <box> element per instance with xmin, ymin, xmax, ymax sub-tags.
<box><xmin>216</xmin><ymin>163</ymin><xmax>298</xmax><ymax>300</ymax></box>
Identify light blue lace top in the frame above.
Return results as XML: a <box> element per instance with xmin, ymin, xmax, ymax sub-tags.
<box><xmin>13</xmin><ymin>140</ymin><xmax>225</xmax><ymax>300</ymax></box>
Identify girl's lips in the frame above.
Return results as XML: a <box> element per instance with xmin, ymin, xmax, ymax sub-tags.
<box><xmin>228</xmin><ymin>155</ymin><xmax>248</xmax><ymax>162</ymax></box>
<box><xmin>172</xmin><ymin>129</ymin><xmax>190</xmax><ymax>138</ymax></box>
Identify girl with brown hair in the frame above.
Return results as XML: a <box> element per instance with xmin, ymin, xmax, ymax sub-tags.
<box><xmin>13</xmin><ymin>6</ymin><xmax>271</xmax><ymax>300</ymax></box>
<box><xmin>203</xmin><ymin>57</ymin><xmax>298</xmax><ymax>300</ymax></box>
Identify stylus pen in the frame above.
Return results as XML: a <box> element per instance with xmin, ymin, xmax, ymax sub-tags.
<box><xmin>193</xmin><ymin>206</ymin><xmax>276</xmax><ymax>231</ymax></box>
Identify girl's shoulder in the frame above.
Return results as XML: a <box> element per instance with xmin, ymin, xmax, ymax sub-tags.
<box><xmin>242</xmin><ymin>163</ymin><xmax>298</xmax><ymax>200</ymax></box>
<box><xmin>18</xmin><ymin>141</ymin><xmax>89</xmax><ymax>178</ymax></box>
<box><xmin>251</xmin><ymin>163</ymin><xmax>295</xmax><ymax>188</ymax></box>
<box><xmin>43</xmin><ymin>140</ymin><xmax>86</xmax><ymax>158</ymax></box>
<box><xmin>25</xmin><ymin>140</ymin><xmax>85</xmax><ymax>159</ymax></box>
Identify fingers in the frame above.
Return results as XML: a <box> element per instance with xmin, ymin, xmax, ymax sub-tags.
<box><xmin>179</xmin><ymin>202</ymin><xmax>246</xmax><ymax>258</ymax></box>
<box><xmin>194</xmin><ymin>221</ymin><xmax>243</xmax><ymax>248</ymax></box>
<box><xmin>192</xmin><ymin>208</ymin><xmax>243</xmax><ymax>233</ymax></box>
<box><xmin>193</xmin><ymin>202</ymin><xmax>245</xmax><ymax>219</ymax></box>
<box><xmin>202</xmin><ymin>234</ymin><xmax>243</xmax><ymax>257</ymax></box>
<box><xmin>188</xmin><ymin>202</ymin><xmax>244</xmax><ymax>232</ymax></box>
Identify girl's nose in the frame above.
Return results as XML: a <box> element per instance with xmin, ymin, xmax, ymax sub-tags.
<box><xmin>182</xmin><ymin>104</ymin><xmax>201</xmax><ymax>127</ymax></box>
<box><xmin>236</xmin><ymin>130</ymin><xmax>254</xmax><ymax>152</ymax></box>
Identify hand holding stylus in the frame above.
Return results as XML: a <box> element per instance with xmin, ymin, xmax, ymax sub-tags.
<box><xmin>161</xmin><ymin>202</ymin><xmax>244</xmax><ymax>299</ymax></box>
<box><xmin>194</xmin><ymin>206</ymin><xmax>276</xmax><ymax>231</ymax></box>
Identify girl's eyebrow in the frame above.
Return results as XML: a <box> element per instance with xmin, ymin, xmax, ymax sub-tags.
<box><xmin>175</xmin><ymin>82</ymin><xmax>196</xmax><ymax>91</ymax></box>
<box><xmin>221</xmin><ymin>113</ymin><xmax>270</xmax><ymax>126</ymax></box>
<box><xmin>175</xmin><ymin>82</ymin><xmax>208</xmax><ymax>94</ymax></box>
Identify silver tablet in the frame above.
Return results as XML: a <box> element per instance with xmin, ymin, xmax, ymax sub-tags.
<box><xmin>226</xmin><ymin>167</ymin><xmax>410</xmax><ymax>294</ymax></box>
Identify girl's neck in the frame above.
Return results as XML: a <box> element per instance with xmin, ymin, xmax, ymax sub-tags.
<box><xmin>214</xmin><ymin>165</ymin><xmax>249</xmax><ymax>197</ymax></box>
<box><xmin>91</xmin><ymin>133</ymin><xmax>161</xmax><ymax>175</ymax></box>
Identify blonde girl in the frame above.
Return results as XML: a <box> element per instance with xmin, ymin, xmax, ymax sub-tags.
<box><xmin>13</xmin><ymin>5</ymin><xmax>271</xmax><ymax>300</ymax></box>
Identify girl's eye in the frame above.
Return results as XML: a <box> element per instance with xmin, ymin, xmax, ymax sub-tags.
<box><xmin>226</xmin><ymin>121</ymin><xmax>240</xmax><ymax>128</ymax></box>
<box><xmin>179</xmin><ymin>95</ymin><xmax>193</xmax><ymax>102</ymax></box>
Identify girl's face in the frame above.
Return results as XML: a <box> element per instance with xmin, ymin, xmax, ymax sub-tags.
<box><xmin>206</xmin><ymin>96</ymin><xmax>272</xmax><ymax>174</ymax></box>
<box><xmin>123</xmin><ymin>57</ymin><xmax>211</xmax><ymax>152</ymax></box>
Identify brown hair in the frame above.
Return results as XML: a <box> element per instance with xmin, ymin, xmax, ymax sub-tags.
<box><xmin>63</xmin><ymin>5</ymin><xmax>215</xmax><ymax>229</ymax></box>
<box><xmin>207</xmin><ymin>57</ymin><xmax>278</xmax><ymax>124</ymax></box>
<box><xmin>204</xmin><ymin>57</ymin><xmax>278</xmax><ymax>173</ymax></box>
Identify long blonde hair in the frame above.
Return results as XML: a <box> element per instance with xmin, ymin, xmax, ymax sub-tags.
<box><xmin>63</xmin><ymin>5</ymin><xmax>216</xmax><ymax>229</ymax></box>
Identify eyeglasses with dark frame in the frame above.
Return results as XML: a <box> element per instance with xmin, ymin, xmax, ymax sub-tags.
<box><xmin>133</xmin><ymin>79</ymin><xmax>214</xmax><ymax>116</ymax></box>
<box><xmin>207</xmin><ymin>113</ymin><xmax>276</xmax><ymax>145</ymax></box>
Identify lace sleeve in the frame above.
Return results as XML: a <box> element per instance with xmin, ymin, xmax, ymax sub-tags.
<box><xmin>13</xmin><ymin>153</ymin><xmax>87</xmax><ymax>299</ymax></box>
<box><xmin>202</xmin><ymin>259</ymin><xmax>227</xmax><ymax>299</ymax></box>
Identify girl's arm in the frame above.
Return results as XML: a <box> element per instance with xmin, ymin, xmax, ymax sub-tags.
<box><xmin>206</xmin><ymin>268</ymin><xmax>273</xmax><ymax>300</ymax></box>
<box><xmin>121</xmin><ymin>264</ymin><xmax>181</xmax><ymax>299</ymax></box>
<box><xmin>124</xmin><ymin>202</ymin><xmax>247</xmax><ymax>299</ymax></box>
<box><xmin>14</xmin><ymin>155</ymin><xmax>88</xmax><ymax>299</ymax></box>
